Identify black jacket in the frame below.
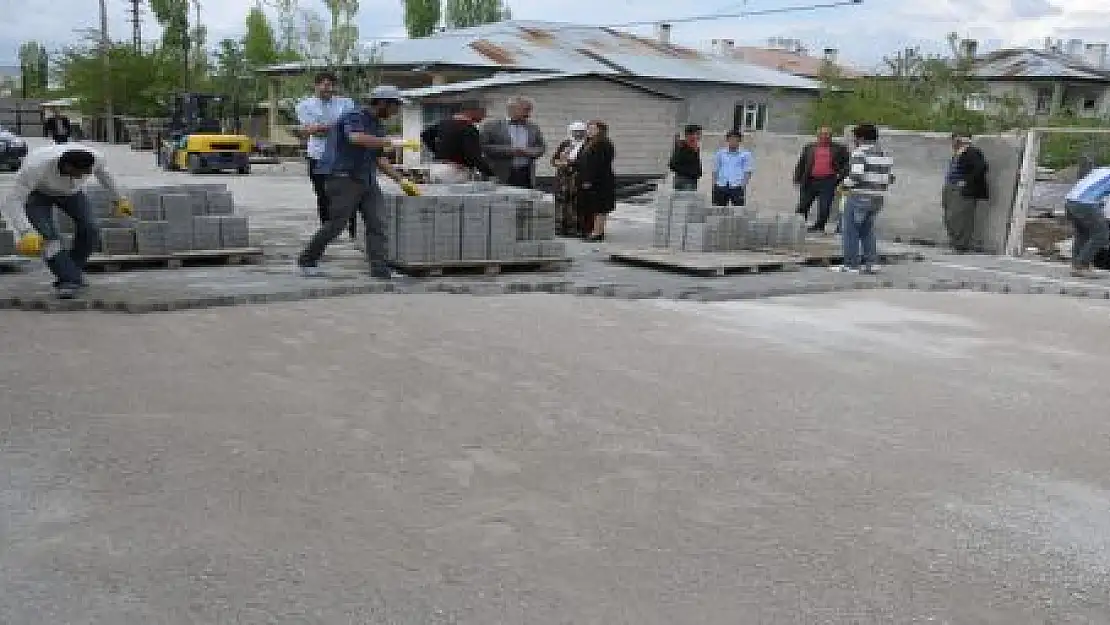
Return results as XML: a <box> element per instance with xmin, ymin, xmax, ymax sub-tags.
<box><xmin>955</xmin><ymin>145</ymin><xmax>989</xmax><ymax>200</ymax></box>
<box><xmin>793</xmin><ymin>141</ymin><xmax>850</xmax><ymax>185</ymax></box>
<box><xmin>44</xmin><ymin>115</ymin><xmax>71</xmax><ymax>139</ymax></box>
<box><xmin>668</xmin><ymin>140</ymin><xmax>701</xmax><ymax>180</ymax></box>
<box><xmin>420</xmin><ymin>118</ymin><xmax>494</xmax><ymax>177</ymax></box>
<box><xmin>577</xmin><ymin>138</ymin><xmax>616</xmax><ymax>214</ymax></box>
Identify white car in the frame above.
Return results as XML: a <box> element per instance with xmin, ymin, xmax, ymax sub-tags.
<box><xmin>0</xmin><ymin>126</ymin><xmax>29</xmax><ymax>171</ymax></box>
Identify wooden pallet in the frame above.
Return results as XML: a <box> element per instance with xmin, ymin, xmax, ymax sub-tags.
<box><xmin>795</xmin><ymin>242</ymin><xmax>923</xmax><ymax>266</ymax></box>
<box><xmin>85</xmin><ymin>248</ymin><xmax>264</xmax><ymax>272</ymax></box>
<box><xmin>609</xmin><ymin>248</ymin><xmax>800</xmax><ymax>277</ymax></box>
<box><xmin>391</xmin><ymin>257</ymin><xmax>570</xmax><ymax>277</ymax></box>
<box><xmin>0</xmin><ymin>255</ymin><xmax>31</xmax><ymax>272</ymax></box>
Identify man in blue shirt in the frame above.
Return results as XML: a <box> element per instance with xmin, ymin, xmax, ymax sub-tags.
<box><xmin>295</xmin><ymin>71</ymin><xmax>356</xmax><ymax>237</ymax></box>
<box><xmin>712</xmin><ymin>130</ymin><xmax>753</xmax><ymax>207</ymax></box>
<box><xmin>1064</xmin><ymin>166</ymin><xmax>1110</xmax><ymax>277</ymax></box>
<box><xmin>297</xmin><ymin>85</ymin><xmax>419</xmax><ymax>279</ymax></box>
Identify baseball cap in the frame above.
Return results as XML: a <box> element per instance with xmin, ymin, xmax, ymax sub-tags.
<box><xmin>368</xmin><ymin>85</ymin><xmax>408</xmax><ymax>103</ymax></box>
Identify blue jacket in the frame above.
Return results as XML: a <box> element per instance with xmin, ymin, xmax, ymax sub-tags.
<box><xmin>314</xmin><ymin>107</ymin><xmax>386</xmax><ymax>182</ymax></box>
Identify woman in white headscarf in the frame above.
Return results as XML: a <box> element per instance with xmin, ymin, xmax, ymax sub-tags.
<box><xmin>551</xmin><ymin>121</ymin><xmax>588</xmax><ymax>236</ymax></box>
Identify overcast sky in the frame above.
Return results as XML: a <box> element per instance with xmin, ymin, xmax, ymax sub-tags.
<box><xmin>2</xmin><ymin>0</ymin><xmax>1109</xmax><ymax>71</ymax></box>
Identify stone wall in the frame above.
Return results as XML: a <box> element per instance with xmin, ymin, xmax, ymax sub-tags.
<box><xmin>682</xmin><ymin>130</ymin><xmax>1025</xmax><ymax>253</ymax></box>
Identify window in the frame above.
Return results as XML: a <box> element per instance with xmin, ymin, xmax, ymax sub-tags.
<box><xmin>1083</xmin><ymin>98</ymin><xmax>1097</xmax><ymax>111</ymax></box>
<box><xmin>964</xmin><ymin>93</ymin><xmax>986</xmax><ymax>111</ymax></box>
<box><xmin>1034</xmin><ymin>87</ymin><xmax>1052</xmax><ymax>114</ymax></box>
<box><xmin>733</xmin><ymin>102</ymin><xmax>768</xmax><ymax>132</ymax></box>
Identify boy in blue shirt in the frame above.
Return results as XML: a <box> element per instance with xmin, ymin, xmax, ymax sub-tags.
<box><xmin>712</xmin><ymin>130</ymin><xmax>753</xmax><ymax>207</ymax></box>
<box><xmin>297</xmin><ymin>86</ymin><xmax>420</xmax><ymax>279</ymax></box>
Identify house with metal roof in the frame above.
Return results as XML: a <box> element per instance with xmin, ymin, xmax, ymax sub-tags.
<box><xmin>967</xmin><ymin>41</ymin><xmax>1110</xmax><ymax>118</ymax></box>
<box><xmin>258</xmin><ymin>20</ymin><xmax>824</xmax><ymax>139</ymax></box>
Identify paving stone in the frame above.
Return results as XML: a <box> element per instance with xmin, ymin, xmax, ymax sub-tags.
<box><xmin>99</xmin><ymin>228</ymin><xmax>137</xmax><ymax>255</ymax></box>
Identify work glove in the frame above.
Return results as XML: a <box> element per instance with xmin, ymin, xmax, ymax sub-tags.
<box><xmin>15</xmin><ymin>231</ymin><xmax>43</xmax><ymax>257</ymax></box>
<box><xmin>392</xmin><ymin>138</ymin><xmax>423</xmax><ymax>151</ymax></box>
<box><xmin>399</xmin><ymin>179</ymin><xmax>421</xmax><ymax>196</ymax></box>
<box><xmin>113</xmin><ymin>198</ymin><xmax>134</xmax><ymax>217</ymax></box>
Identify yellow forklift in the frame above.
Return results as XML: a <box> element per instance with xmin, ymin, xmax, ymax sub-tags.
<box><xmin>156</xmin><ymin>93</ymin><xmax>253</xmax><ymax>174</ymax></box>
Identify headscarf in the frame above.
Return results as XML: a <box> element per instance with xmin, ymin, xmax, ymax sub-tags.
<box><xmin>566</xmin><ymin>121</ymin><xmax>587</xmax><ymax>161</ymax></box>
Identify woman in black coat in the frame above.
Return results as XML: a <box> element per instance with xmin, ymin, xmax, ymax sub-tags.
<box><xmin>577</xmin><ymin>120</ymin><xmax>616</xmax><ymax>242</ymax></box>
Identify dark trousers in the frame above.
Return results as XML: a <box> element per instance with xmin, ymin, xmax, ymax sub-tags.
<box><xmin>52</xmin><ymin>135</ymin><xmax>69</xmax><ymax>144</ymax></box>
<box><xmin>506</xmin><ymin>165</ymin><xmax>532</xmax><ymax>189</ymax></box>
<box><xmin>942</xmin><ymin>183</ymin><xmax>978</xmax><ymax>252</ymax></box>
<box><xmin>24</xmin><ymin>190</ymin><xmax>98</xmax><ymax>285</ymax></box>
<box><xmin>673</xmin><ymin>176</ymin><xmax>698</xmax><ymax>191</ymax></box>
<box><xmin>796</xmin><ymin>176</ymin><xmax>838</xmax><ymax>228</ymax></box>
<box><xmin>712</xmin><ymin>185</ymin><xmax>746</xmax><ymax>207</ymax></box>
<box><xmin>308</xmin><ymin>158</ymin><xmax>356</xmax><ymax>238</ymax></box>
<box><xmin>1065</xmin><ymin>200</ymin><xmax>1110</xmax><ymax>268</ymax></box>
<box><xmin>298</xmin><ymin>175</ymin><xmax>388</xmax><ymax>271</ymax></box>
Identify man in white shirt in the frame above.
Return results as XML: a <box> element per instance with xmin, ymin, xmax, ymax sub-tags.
<box><xmin>0</xmin><ymin>143</ymin><xmax>130</xmax><ymax>298</ymax></box>
<box><xmin>295</xmin><ymin>72</ymin><xmax>356</xmax><ymax>238</ymax></box>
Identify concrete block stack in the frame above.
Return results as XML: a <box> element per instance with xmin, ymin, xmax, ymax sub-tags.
<box><xmin>51</xmin><ymin>183</ymin><xmax>253</xmax><ymax>256</ymax></box>
<box><xmin>653</xmin><ymin>191</ymin><xmax>807</xmax><ymax>253</ymax></box>
<box><xmin>383</xmin><ymin>183</ymin><xmax>567</xmax><ymax>265</ymax></box>
<box><xmin>0</xmin><ymin>215</ymin><xmax>14</xmax><ymax>256</ymax></box>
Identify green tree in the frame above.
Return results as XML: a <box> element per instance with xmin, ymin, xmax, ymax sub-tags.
<box><xmin>403</xmin><ymin>0</ymin><xmax>441</xmax><ymax>38</ymax></box>
<box><xmin>244</xmin><ymin>4</ymin><xmax>279</xmax><ymax>67</ymax></box>
<box><xmin>18</xmin><ymin>41</ymin><xmax>50</xmax><ymax>97</ymax></box>
<box><xmin>57</xmin><ymin>38</ymin><xmax>182</xmax><ymax>117</ymax></box>
<box><xmin>149</xmin><ymin>0</ymin><xmax>190</xmax><ymax>49</ymax></box>
<box><xmin>443</xmin><ymin>0</ymin><xmax>506</xmax><ymax>28</ymax></box>
<box><xmin>323</xmin><ymin>0</ymin><xmax>360</xmax><ymax>66</ymax></box>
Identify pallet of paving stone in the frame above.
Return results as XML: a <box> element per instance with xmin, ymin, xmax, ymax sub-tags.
<box><xmin>84</xmin><ymin>247</ymin><xmax>264</xmax><ymax>273</ymax></box>
<box><xmin>609</xmin><ymin>248</ymin><xmax>801</xmax><ymax>277</ymax></box>
<box><xmin>391</xmin><ymin>257</ymin><xmax>570</xmax><ymax>277</ymax></box>
<box><xmin>0</xmin><ymin>255</ymin><xmax>31</xmax><ymax>273</ymax></box>
<box><xmin>791</xmin><ymin>242</ymin><xmax>923</xmax><ymax>267</ymax></box>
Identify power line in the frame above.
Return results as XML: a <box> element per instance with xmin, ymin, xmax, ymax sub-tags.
<box><xmin>353</xmin><ymin>0</ymin><xmax>862</xmax><ymax>42</ymax></box>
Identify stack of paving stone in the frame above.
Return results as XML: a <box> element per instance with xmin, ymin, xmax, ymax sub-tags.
<box><xmin>0</xmin><ymin>215</ymin><xmax>14</xmax><ymax>256</ymax></box>
<box><xmin>55</xmin><ymin>183</ymin><xmax>251</xmax><ymax>256</ymax></box>
<box><xmin>382</xmin><ymin>182</ymin><xmax>566</xmax><ymax>264</ymax></box>
<box><xmin>653</xmin><ymin>190</ymin><xmax>807</xmax><ymax>253</ymax></box>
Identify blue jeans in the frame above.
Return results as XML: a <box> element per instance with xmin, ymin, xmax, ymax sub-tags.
<box><xmin>24</xmin><ymin>190</ymin><xmax>98</xmax><ymax>285</ymax></box>
<box><xmin>841</xmin><ymin>194</ymin><xmax>878</xmax><ymax>269</ymax></box>
<box><xmin>1065</xmin><ymin>200</ymin><xmax>1109</xmax><ymax>268</ymax></box>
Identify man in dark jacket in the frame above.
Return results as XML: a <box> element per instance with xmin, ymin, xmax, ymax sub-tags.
<box><xmin>669</xmin><ymin>124</ymin><xmax>702</xmax><ymax>190</ymax></box>
<box><xmin>942</xmin><ymin>132</ymin><xmax>989</xmax><ymax>253</ymax></box>
<box><xmin>43</xmin><ymin>110</ymin><xmax>72</xmax><ymax>144</ymax></box>
<box><xmin>421</xmin><ymin>102</ymin><xmax>494</xmax><ymax>182</ymax></box>
<box><xmin>794</xmin><ymin>126</ymin><xmax>850</xmax><ymax>233</ymax></box>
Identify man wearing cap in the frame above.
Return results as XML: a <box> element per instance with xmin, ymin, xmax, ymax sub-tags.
<box><xmin>297</xmin><ymin>85</ymin><xmax>420</xmax><ymax>280</ymax></box>
<box><xmin>420</xmin><ymin>101</ymin><xmax>494</xmax><ymax>183</ymax></box>
<box><xmin>942</xmin><ymin>132</ymin><xmax>990</xmax><ymax>253</ymax></box>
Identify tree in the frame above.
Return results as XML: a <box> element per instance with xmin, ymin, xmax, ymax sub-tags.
<box><xmin>56</xmin><ymin>38</ymin><xmax>182</xmax><ymax>117</ymax></box>
<box><xmin>148</xmin><ymin>0</ymin><xmax>190</xmax><ymax>49</ymax></box>
<box><xmin>403</xmin><ymin>0</ymin><xmax>441</xmax><ymax>38</ymax></box>
<box><xmin>18</xmin><ymin>41</ymin><xmax>50</xmax><ymax>97</ymax></box>
<box><xmin>323</xmin><ymin>0</ymin><xmax>360</xmax><ymax>66</ymax></box>
<box><xmin>244</xmin><ymin>4</ymin><xmax>279</xmax><ymax>67</ymax></box>
<box><xmin>443</xmin><ymin>0</ymin><xmax>505</xmax><ymax>29</ymax></box>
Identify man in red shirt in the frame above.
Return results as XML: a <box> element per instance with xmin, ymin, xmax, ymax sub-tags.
<box><xmin>793</xmin><ymin>126</ymin><xmax>850</xmax><ymax>233</ymax></box>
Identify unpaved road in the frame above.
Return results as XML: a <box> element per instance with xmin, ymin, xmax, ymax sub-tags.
<box><xmin>4</xmin><ymin>290</ymin><xmax>1110</xmax><ymax>623</ymax></box>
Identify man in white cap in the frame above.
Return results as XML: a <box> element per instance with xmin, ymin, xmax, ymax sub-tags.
<box><xmin>297</xmin><ymin>85</ymin><xmax>421</xmax><ymax>280</ymax></box>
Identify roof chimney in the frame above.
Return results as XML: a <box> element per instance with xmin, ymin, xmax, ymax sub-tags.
<box><xmin>655</xmin><ymin>22</ymin><xmax>671</xmax><ymax>44</ymax></box>
<box><xmin>960</xmin><ymin>38</ymin><xmax>978</xmax><ymax>58</ymax></box>
<box><xmin>822</xmin><ymin>47</ymin><xmax>839</xmax><ymax>63</ymax></box>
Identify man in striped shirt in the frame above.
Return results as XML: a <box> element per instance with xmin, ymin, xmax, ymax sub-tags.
<box><xmin>837</xmin><ymin>123</ymin><xmax>894</xmax><ymax>273</ymax></box>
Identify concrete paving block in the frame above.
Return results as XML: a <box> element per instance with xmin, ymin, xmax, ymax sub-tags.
<box><xmin>539</xmin><ymin>241</ymin><xmax>566</xmax><ymax>258</ymax></box>
<box><xmin>161</xmin><ymin>194</ymin><xmax>194</xmax><ymax>224</ymax></box>
<box><xmin>135</xmin><ymin>221</ymin><xmax>169</xmax><ymax>255</ymax></box>
<box><xmin>217</xmin><ymin>216</ymin><xmax>250</xmax><ymax>248</ymax></box>
<box><xmin>460</xmin><ymin>197</ymin><xmax>489</xmax><ymax>261</ymax></box>
<box><xmin>514</xmin><ymin>240</ymin><xmax>542</xmax><ymax>258</ymax></box>
<box><xmin>205</xmin><ymin>191</ymin><xmax>236</xmax><ymax>216</ymax></box>
<box><xmin>192</xmin><ymin>216</ymin><xmax>222</xmax><ymax>250</ymax></box>
<box><xmin>488</xmin><ymin>200</ymin><xmax>517</xmax><ymax>259</ymax></box>
<box><xmin>0</xmin><ymin>230</ymin><xmax>14</xmax><ymax>256</ymax></box>
<box><xmin>96</xmin><ymin>217</ymin><xmax>138</xmax><ymax>230</ymax></box>
<box><xmin>99</xmin><ymin>228</ymin><xmax>137</xmax><ymax>255</ymax></box>
<box><xmin>434</xmin><ymin>201</ymin><xmax>462</xmax><ymax>262</ymax></box>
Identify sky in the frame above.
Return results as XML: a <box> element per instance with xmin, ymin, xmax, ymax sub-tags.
<box><xmin>2</xmin><ymin>0</ymin><xmax>1110</xmax><ymax>72</ymax></box>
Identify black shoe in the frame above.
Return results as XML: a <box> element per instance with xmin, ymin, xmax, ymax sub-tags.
<box><xmin>807</xmin><ymin>225</ymin><xmax>825</xmax><ymax>233</ymax></box>
<box><xmin>55</xmin><ymin>283</ymin><xmax>82</xmax><ymax>299</ymax></box>
<box><xmin>52</xmin><ymin>279</ymin><xmax>88</xmax><ymax>288</ymax></box>
<box><xmin>369</xmin><ymin>264</ymin><xmax>396</xmax><ymax>280</ymax></box>
<box><xmin>586</xmin><ymin>233</ymin><xmax>605</xmax><ymax>242</ymax></box>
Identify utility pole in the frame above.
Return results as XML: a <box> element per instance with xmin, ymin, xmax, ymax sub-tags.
<box><xmin>129</xmin><ymin>0</ymin><xmax>143</xmax><ymax>51</ymax></box>
<box><xmin>99</xmin><ymin>0</ymin><xmax>115</xmax><ymax>143</ymax></box>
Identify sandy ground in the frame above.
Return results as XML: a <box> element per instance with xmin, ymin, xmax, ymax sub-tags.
<box><xmin>4</xmin><ymin>290</ymin><xmax>1110</xmax><ymax>623</ymax></box>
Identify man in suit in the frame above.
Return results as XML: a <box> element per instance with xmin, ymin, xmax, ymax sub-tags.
<box><xmin>479</xmin><ymin>96</ymin><xmax>546</xmax><ymax>188</ymax></box>
<box><xmin>794</xmin><ymin>126</ymin><xmax>850</xmax><ymax>233</ymax></box>
<box><xmin>942</xmin><ymin>132</ymin><xmax>990</xmax><ymax>253</ymax></box>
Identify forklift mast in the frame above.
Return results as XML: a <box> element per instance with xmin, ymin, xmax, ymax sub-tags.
<box><xmin>170</xmin><ymin>93</ymin><xmax>224</xmax><ymax>135</ymax></box>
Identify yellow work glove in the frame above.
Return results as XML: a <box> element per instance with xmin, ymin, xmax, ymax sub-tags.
<box><xmin>399</xmin><ymin>179</ymin><xmax>421</xmax><ymax>196</ymax></box>
<box><xmin>393</xmin><ymin>139</ymin><xmax>423</xmax><ymax>151</ymax></box>
<box><xmin>113</xmin><ymin>198</ymin><xmax>134</xmax><ymax>217</ymax></box>
<box><xmin>15</xmin><ymin>232</ymin><xmax>43</xmax><ymax>257</ymax></box>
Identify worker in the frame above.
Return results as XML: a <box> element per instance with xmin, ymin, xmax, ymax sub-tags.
<box><xmin>0</xmin><ymin>143</ymin><xmax>132</xmax><ymax>298</ymax></box>
<box><xmin>297</xmin><ymin>85</ymin><xmax>421</xmax><ymax>280</ymax></box>
<box><xmin>43</xmin><ymin>109</ymin><xmax>73</xmax><ymax>144</ymax></box>
<box><xmin>420</xmin><ymin>101</ymin><xmax>495</xmax><ymax>183</ymax></box>
<box><xmin>1064</xmin><ymin>166</ymin><xmax>1110</xmax><ymax>278</ymax></box>
<box><xmin>295</xmin><ymin>71</ymin><xmax>357</xmax><ymax>238</ymax></box>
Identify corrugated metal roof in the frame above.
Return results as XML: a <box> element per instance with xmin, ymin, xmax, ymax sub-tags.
<box><xmin>400</xmin><ymin>71</ymin><xmax>683</xmax><ymax>99</ymax></box>
<box><xmin>973</xmin><ymin>48</ymin><xmax>1110</xmax><ymax>81</ymax></box>
<box><xmin>261</xmin><ymin>20</ymin><xmax>822</xmax><ymax>90</ymax></box>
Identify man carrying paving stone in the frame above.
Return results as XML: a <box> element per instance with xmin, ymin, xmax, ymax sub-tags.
<box><xmin>0</xmin><ymin>143</ymin><xmax>131</xmax><ymax>298</ymax></box>
<box><xmin>297</xmin><ymin>85</ymin><xmax>420</xmax><ymax>280</ymax></box>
